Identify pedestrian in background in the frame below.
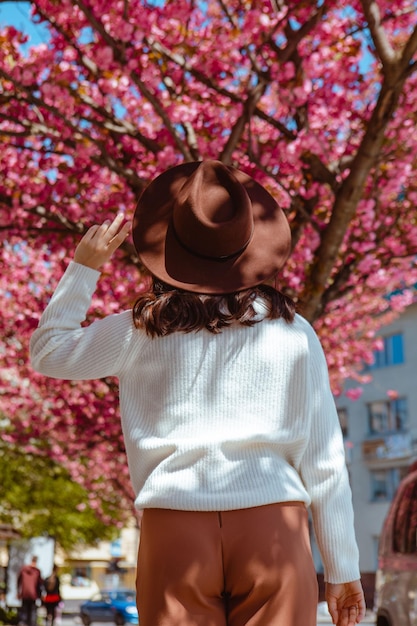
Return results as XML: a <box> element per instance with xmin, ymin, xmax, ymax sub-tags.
<box><xmin>42</xmin><ymin>565</ymin><xmax>61</xmax><ymax>626</ymax></box>
<box><xmin>17</xmin><ymin>555</ymin><xmax>42</xmax><ymax>626</ymax></box>
<box><xmin>30</xmin><ymin>160</ymin><xmax>365</xmax><ymax>626</ymax></box>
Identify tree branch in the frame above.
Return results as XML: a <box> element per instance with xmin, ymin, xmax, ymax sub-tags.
<box><xmin>71</xmin><ymin>0</ymin><xmax>194</xmax><ymax>161</ymax></box>
<box><xmin>399</xmin><ymin>23</ymin><xmax>417</xmax><ymax>72</ymax></box>
<box><xmin>300</xmin><ymin>40</ymin><xmax>416</xmax><ymax>322</ymax></box>
<box><xmin>268</xmin><ymin>2</ymin><xmax>328</xmax><ymax>64</ymax></box>
<box><xmin>181</xmin><ymin>122</ymin><xmax>201</xmax><ymax>160</ymax></box>
<box><xmin>27</xmin><ymin>4</ymin><xmax>163</xmax><ymax>156</ymax></box>
<box><xmin>217</xmin><ymin>0</ymin><xmax>270</xmax><ymax>79</ymax></box>
<box><xmin>361</xmin><ymin>0</ymin><xmax>398</xmax><ymax>67</ymax></box>
<box><xmin>146</xmin><ymin>38</ymin><xmax>296</xmax><ymax>140</ymax></box>
<box><xmin>220</xmin><ymin>79</ymin><xmax>268</xmax><ymax>165</ymax></box>
<box><xmin>0</xmin><ymin>85</ymin><xmax>146</xmax><ymax>191</ymax></box>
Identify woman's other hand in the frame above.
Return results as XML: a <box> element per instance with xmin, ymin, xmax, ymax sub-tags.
<box><xmin>325</xmin><ymin>579</ymin><xmax>366</xmax><ymax>626</ymax></box>
<box><xmin>74</xmin><ymin>214</ymin><xmax>131</xmax><ymax>270</ymax></box>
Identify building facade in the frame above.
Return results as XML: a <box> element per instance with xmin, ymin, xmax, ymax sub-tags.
<box><xmin>335</xmin><ymin>301</ymin><xmax>417</xmax><ymax>574</ymax></box>
<box><xmin>62</xmin><ymin>524</ymin><xmax>139</xmax><ymax>599</ymax></box>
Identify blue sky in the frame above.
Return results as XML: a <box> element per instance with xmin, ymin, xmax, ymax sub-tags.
<box><xmin>0</xmin><ymin>1</ymin><xmax>50</xmax><ymax>46</ymax></box>
<box><xmin>1</xmin><ymin>1</ymin><xmax>374</xmax><ymax>71</ymax></box>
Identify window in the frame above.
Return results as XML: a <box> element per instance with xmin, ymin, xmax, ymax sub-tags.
<box><xmin>371</xmin><ymin>333</ymin><xmax>404</xmax><ymax>368</ymax></box>
<box><xmin>392</xmin><ymin>477</ymin><xmax>417</xmax><ymax>553</ymax></box>
<box><xmin>368</xmin><ymin>397</ymin><xmax>408</xmax><ymax>434</ymax></box>
<box><xmin>337</xmin><ymin>407</ymin><xmax>348</xmax><ymax>438</ymax></box>
<box><xmin>370</xmin><ymin>467</ymin><xmax>408</xmax><ymax>502</ymax></box>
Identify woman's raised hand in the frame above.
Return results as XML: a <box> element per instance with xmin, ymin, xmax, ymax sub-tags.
<box><xmin>74</xmin><ymin>214</ymin><xmax>131</xmax><ymax>271</ymax></box>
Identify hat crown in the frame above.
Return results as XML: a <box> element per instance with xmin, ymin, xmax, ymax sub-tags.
<box><xmin>172</xmin><ymin>160</ymin><xmax>254</xmax><ymax>260</ymax></box>
<box><xmin>133</xmin><ymin>159</ymin><xmax>291</xmax><ymax>294</ymax></box>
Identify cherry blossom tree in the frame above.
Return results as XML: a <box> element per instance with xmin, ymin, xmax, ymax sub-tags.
<box><xmin>1</xmin><ymin>0</ymin><xmax>417</xmax><ymax>521</ymax></box>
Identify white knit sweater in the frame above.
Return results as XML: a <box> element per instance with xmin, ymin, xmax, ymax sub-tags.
<box><xmin>30</xmin><ymin>261</ymin><xmax>360</xmax><ymax>583</ymax></box>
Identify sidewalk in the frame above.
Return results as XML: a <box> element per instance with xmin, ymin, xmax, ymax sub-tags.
<box><xmin>59</xmin><ymin>609</ymin><xmax>377</xmax><ymax>625</ymax></box>
<box><xmin>59</xmin><ymin>604</ymin><xmax>377</xmax><ymax>625</ymax></box>
<box><xmin>318</xmin><ymin>617</ymin><xmax>375</xmax><ymax>624</ymax></box>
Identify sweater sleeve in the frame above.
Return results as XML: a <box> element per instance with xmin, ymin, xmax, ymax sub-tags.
<box><xmin>299</xmin><ymin>322</ymin><xmax>360</xmax><ymax>583</ymax></box>
<box><xmin>30</xmin><ymin>261</ymin><xmax>138</xmax><ymax>380</ymax></box>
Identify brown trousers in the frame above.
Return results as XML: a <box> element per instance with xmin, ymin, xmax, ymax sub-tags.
<box><xmin>136</xmin><ymin>502</ymin><xmax>318</xmax><ymax>626</ymax></box>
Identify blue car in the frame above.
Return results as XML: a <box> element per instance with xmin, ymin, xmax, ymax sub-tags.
<box><xmin>80</xmin><ymin>589</ymin><xmax>138</xmax><ymax>626</ymax></box>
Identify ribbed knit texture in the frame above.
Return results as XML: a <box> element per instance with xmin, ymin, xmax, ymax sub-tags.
<box><xmin>30</xmin><ymin>262</ymin><xmax>360</xmax><ymax>583</ymax></box>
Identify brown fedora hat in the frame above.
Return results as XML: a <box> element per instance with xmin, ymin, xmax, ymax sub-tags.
<box><xmin>132</xmin><ymin>160</ymin><xmax>291</xmax><ymax>294</ymax></box>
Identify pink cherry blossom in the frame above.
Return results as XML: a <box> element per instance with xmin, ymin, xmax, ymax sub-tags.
<box><xmin>1</xmin><ymin>0</ymin><xmax>417</xmax><ymax>522</ymax></box>
<box><xmin>345</xmin><ymin>388</ymin><xmax>364</xmax><ymax>402</ymax></box>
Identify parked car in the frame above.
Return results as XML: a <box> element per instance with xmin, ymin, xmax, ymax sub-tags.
<box><xmin>374</xmin><ymin>466</ymin><xmax>417</xmax><ymax>626</ymax></box>
<box><xmin>60</xmin><ymin>573</ymin><xmax>100</xmax><ymax>601</ymax></box>
<box><xmin>80</xmin><ymin>589</ymin><xmax>138</xmax><ymax>626</ymax></box>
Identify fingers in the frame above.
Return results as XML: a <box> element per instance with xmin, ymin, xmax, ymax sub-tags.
<box><xmin>332</xmin><ymin>603</ymin><xmax>364</xmax><ymax>626</ymax></box>
<box><xmin>91</xmin><ymin>216</ymin><xmax>122</xmax><ymax>241</ymax></box>
<box><xmin>107</xmin><ymin>216</ymin><xmax>132</xmax><ymax>248</ymax></box>
<box><xmin>346</xmin><ymin>604</ymin><xmax>358</xmax><ymax>626</ymax></box>
<box><xmin>104</xmin><ymin>213</ymin><xmax>125</xmax><ymax>239</ymax></box>
<box><xmin>325</xmin><ymin>580</ymin><xmax>366</xmax><ymax>626</ymax></box>
<box><xmin>356</xmin><ymin>597</ymin><xmax>366</xmax><ymax>622</ymax></box>
<box><xmin>81</xmin><ymin>223</ymin><xmax>101</xmax><ymax>242</ymax></box>
<box><xmin>89</xmin><ymin>215</ymin><xmax>130</xmax><ymax>249</ymax></box>
<box><xmin>74</xmin><ymin>215</ymin><xmax>131</xmax><ymax>270</ymax></box>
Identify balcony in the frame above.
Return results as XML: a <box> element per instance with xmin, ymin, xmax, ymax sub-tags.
<box><xmin>362</xmin><ymin>432</ymin><xmax>415</xmax><ymax>464</ymax></box>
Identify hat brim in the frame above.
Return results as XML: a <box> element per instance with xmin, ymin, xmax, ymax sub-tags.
<box><xmin>133</xmin><ymin>162</ymin><xmax>291</xmax><ymax>294</ymax></box>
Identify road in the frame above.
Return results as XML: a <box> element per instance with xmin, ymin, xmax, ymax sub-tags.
<box><xmin>56</xmin><ymin>615</ymin><xmax>375</xmax><ymax>626</ymax></box>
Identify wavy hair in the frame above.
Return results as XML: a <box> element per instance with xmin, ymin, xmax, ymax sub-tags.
<box><xmin>132</xmin><ymin>279</ymin><xmax>296</xmax><ymax>337</ymax></box>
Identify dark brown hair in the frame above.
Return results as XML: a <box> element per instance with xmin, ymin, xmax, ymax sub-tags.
<box><xmin>132</xmin><ymin>279</ymin><xmax>295</xmax><ymax>337</ymax></box>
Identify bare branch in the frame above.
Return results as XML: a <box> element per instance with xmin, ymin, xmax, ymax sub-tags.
<box><xmin>65</xmin><ymin>84</ymin><xmax>161</xmax><ymax>154</ymax></box>
<box><xmin>399</xmin><ymin>23</ymin><xmax>417</xmax><ymax>71</ymax></box>
<box><xmin>217</xmin><ymin>0</ymin><xmax>270</xmax><ymax>79</ymax></box>
<box><xmin>0</xmin><ymin>83</ymin><xmax>146</xmax><ymax>190</ymax></box>
<box><xmin>404</xmin><ymin>59</ymin><xmax>417</xmax><ymax>78</ymax></box>
<box><xmin>128</xmin><ymin>74</ymin><xmax>193</xmax><ymax>161</ymax></box>
<box><xmin>70</xmin><ymin>0</ymin><xmax>194</xmax><ymax>161</ymax></box>
<box><xmin>297</xmin><ymin>2</ymin><xmax>417</xmax><ymax>321</ymax></box>
<box><xmin>268</xmin><ymin>2</ymin><xmax>328</xmax><ymax>64</ymax></box>
<box><xmin>32</xmin><ymin>2</ymin><xmax>102</xmax><ymax>77</ymax></box>
<box><xmin>220</xmin><ymin>80</ymin><xmax>268</xmax><ymax>165</ymax></box>
<box><xmin>181</xmin><ymin>122</ymin><xmax>201</xmax><ymax>161</ymax></box>
<box><xmin>31</xmin><ymin>3</ymin><xmax>161</xmax><ymax>156</ymax></box>
<box><xmin>361</xmin><ymin>0</ymin><xmax>398</xmax><ymax>67</ymax></box>
<box><xmin>146</xmin><ymin>38</ymin><xmax>296</xmax><ymax>140</ymax></box>
<box><xmin>300</xmin><ymin>77</ymin><xmax>408</xmax><ymax>321</ymax></box>
<box><xmin>245</xmin><ymin>152</ymin><xmax>321</xmax><ymax>259</ymax></box>
<box><xmin>300</xmin><ymin>152</ymin><xmax>339</xmax><ymax>192</ymax></box>
<box><xmin>72</xmin><ymin>0</ymin><xmax>116</xmax><ymax>49</ymax></box>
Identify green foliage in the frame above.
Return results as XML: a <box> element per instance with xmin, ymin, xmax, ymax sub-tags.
<box><xmin>0</xmin><ymin>442</ymin><xmax>120</xmax><ymax>551</ymax></box>
<box><xmin>0</xmin><ymin>605</ymin><xmax>18</xmax><ymax>625</ymax></box>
